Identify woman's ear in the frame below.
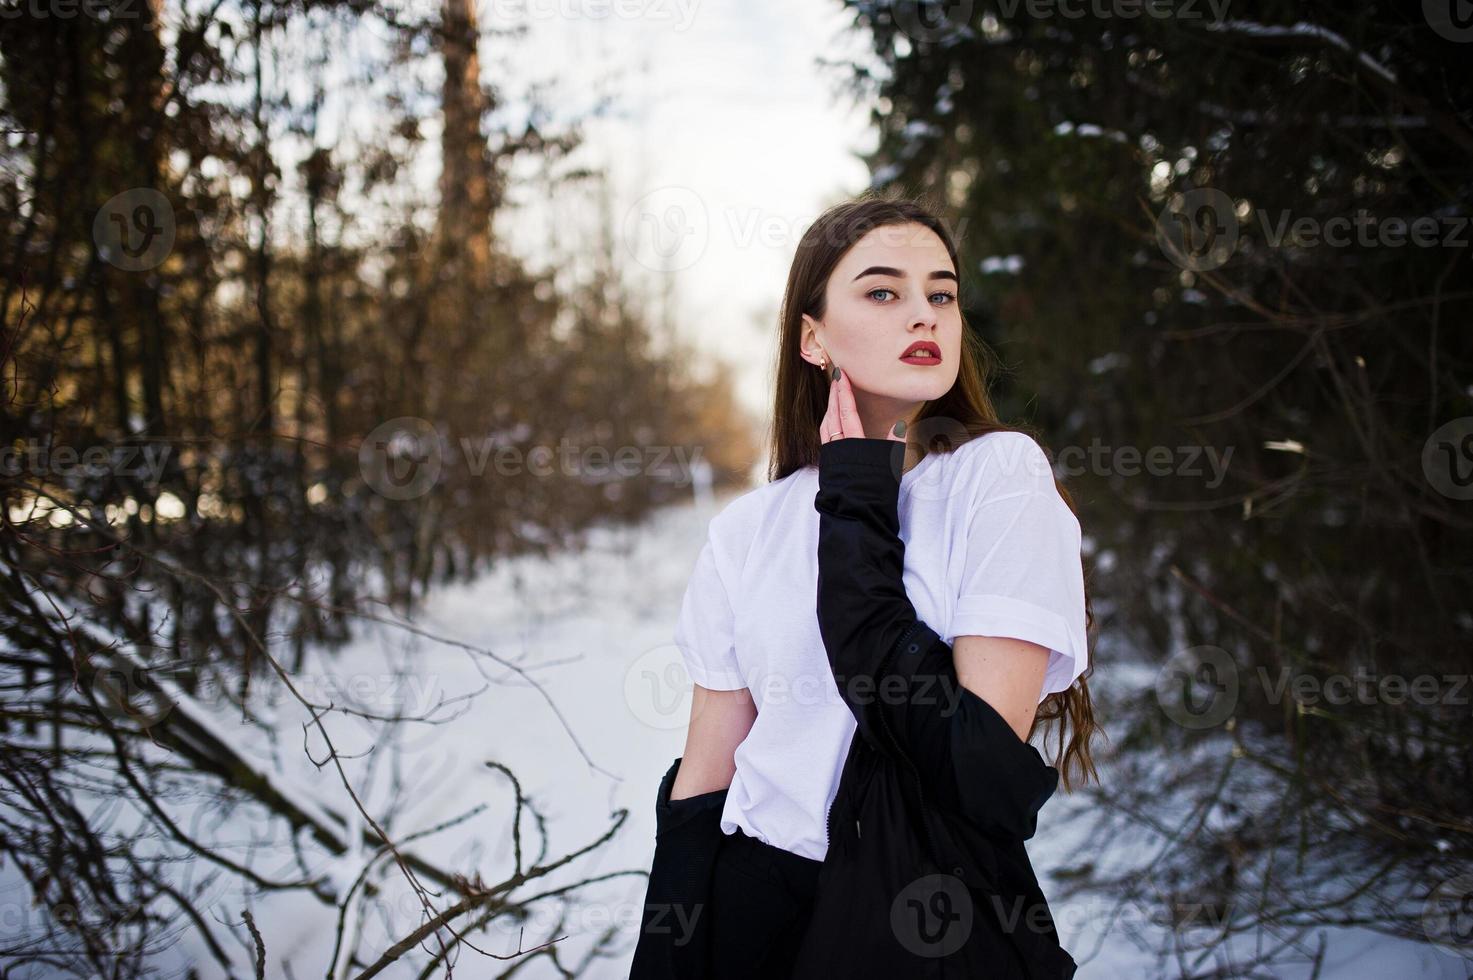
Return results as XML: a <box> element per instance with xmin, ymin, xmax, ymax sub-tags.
<box><xmin>799</xmin><ymin>314</ymin><xmax>826</xmax><ymax>366</ymax></box>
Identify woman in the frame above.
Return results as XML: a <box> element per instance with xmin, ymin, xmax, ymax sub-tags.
<box><xmin>630</xmin><ymin>193</ymin><xmax>1098</xmax><ymax>979</ymax></box>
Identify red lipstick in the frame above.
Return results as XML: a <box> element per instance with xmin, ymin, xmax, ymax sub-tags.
<box><xmin>899</xmin><ymin>340</ymin><xmax>941</xmax><ymax>365</ymax></box>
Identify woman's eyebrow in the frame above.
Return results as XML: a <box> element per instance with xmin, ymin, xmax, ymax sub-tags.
<box><xmin>851</xmin><ymin>265</ymin><xmax>957</xmax><ymax>283</ymax></box>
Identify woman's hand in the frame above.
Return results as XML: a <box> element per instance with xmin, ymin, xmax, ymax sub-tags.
<box><xmin>820</xmin><ymin>367</ymin><xmax>908</xmax><ymax>444</ymax></box>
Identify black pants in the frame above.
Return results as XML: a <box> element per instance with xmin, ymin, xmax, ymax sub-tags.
<box><xmin>707</xmin><ymin>826</ymin><xmax>823</xmax><ymax>979</ymax></box>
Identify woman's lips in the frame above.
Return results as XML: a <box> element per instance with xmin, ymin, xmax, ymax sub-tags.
<box><xmin>899</xmin><ymin>345</ymin><xmax>941</xmax><ymax>364</ymax></box>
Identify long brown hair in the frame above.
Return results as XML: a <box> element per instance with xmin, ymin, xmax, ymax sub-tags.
<box><xmin>766</xmin><ymin>189</ymin><xmax>1101</xmax><ymax>791</ymax></box>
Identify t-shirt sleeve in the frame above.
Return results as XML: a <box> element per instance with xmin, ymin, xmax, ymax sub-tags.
<box><xmin>672</xmin><ymin>520</ymin><xmax>747</xmax><ymax>691</ymax></box>
<box><xmin>948</xmin><ymin>432</ymin><xmax>1089</xmax><ymax>702</ymax></box>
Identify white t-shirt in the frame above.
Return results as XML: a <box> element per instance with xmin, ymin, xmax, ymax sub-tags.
<box><xmin>673</xmin><ymin>430</ymin><xmax>1089</xmax><ymax>862</ymax></box>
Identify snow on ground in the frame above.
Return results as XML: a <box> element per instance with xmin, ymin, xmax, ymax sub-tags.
<box><xmin>165</xmin><ymin>488</ymin><xmax>736</xmax><ymax>977</ymax></box>
<box><xmin>137</xmin><ymin>486</ymin><xmax>1473</xmax><ymax>978</ymax></box>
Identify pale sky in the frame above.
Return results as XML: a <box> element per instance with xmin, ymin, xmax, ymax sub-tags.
<box><xmin>491</xmin><ymin>0</ymin><xmax>884</xmax><ymax>429</ymax></box>
<box><xmin>172</xmin><ymin>0</ymin><xmax>883</xmax><ymax>438</ymax></box>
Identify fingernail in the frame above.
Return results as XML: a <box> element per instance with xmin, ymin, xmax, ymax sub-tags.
<box><xmin>833</xmin><ymin>367</ymin><xmax>842</xmax><ymax>382</ymax></box>
<box><xmin>892</xmin><ymin>419</ymin><xmax>906</xmax><ymax>437</ymax></box>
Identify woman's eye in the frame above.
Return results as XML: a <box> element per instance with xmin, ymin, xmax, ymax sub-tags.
<box><xmin>868</xmin><ymin>287</ymin><xmax>957</xmax><ymax>305</ymax></box>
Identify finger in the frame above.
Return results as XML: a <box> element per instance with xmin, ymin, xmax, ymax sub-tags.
<box><xmin>821</xmin><ymin>369</ymin><xmax>840</xmax><ymax>443</ymax></box>
<box><xmin>835</xmin><ymin>368</ymin><xmax>860</xmax><ymax>439</ymax></box>
<box><xmin>831</xmin><ymin>370</ymin><xmax>849</xmax><ymax>440</ymax></box>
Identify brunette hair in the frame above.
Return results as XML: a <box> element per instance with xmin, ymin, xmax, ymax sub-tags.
<box><xmin>766</xmin><ymin>189</ymin><xmax>1101</xmax><ymax>791</ymax></box>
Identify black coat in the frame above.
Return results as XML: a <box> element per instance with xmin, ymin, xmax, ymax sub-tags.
<box><xmin>628</xmin><ymin>755</ymin><xmax>729</xmax><ymax>979</ymax></box>
<box><xmin>788</xmin><ymin>437</ymin><xmax>1078</xmax><ymax>979</ymax></box>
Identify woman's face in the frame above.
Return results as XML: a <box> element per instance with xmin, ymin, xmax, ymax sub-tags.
<box><xmin>800</xmin><ymin>222</ymin><xmax>962</xmax><ymax>409</ymax></box>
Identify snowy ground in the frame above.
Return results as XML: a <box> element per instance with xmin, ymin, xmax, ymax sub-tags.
<box><xmin>105</xmin><ymin>486</ymin><xmax>1473</xmax><ymax>978</ymax></box>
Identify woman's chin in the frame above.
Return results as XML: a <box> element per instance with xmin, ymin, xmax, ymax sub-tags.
<box><xmin>875</xmin><ymin>376</ymin><xmax>954</xmax><ymax>404</ymax></box>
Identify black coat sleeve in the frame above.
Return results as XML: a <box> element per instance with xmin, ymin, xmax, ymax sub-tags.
<box><xmin>814</xmin><ymin>437</ymin><xmax>1060</xmax><ymax>841</ymax></box>
<box><xmin>628</xmin><ymin>756</ymin><xmax>729</xmax><ymax>979</ymax></box>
